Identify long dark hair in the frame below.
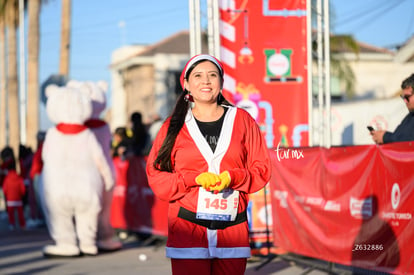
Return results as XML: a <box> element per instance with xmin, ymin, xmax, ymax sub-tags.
<box><xmin>153</xmin><ymin>59</ymin><xmax>231</xmax><ymax>172</ymax></box>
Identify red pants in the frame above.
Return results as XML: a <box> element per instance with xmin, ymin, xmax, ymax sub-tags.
<box><xmin>7</xmin><ymin>205</ymin><xmax>26</xmax><ymax>228</ymax></box>
<box><xmin>171</xmin><ymin>258</ymin><xmax>247</xmax><ymax>275</ymax></box>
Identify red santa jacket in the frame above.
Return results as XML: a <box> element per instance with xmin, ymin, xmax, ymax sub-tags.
<box><xmin>146</xmin><ymin>106</ymin><xmax>271</xmax><ymax>259</ymax></box>
<box><xmin>2</xmin><ymin>170</ymin><xmax>26</xmax><ymax>206</ymax></box>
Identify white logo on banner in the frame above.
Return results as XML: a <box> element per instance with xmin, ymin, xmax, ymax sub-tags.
<box><xmin>382</xmin><ymin>182</ymin><xmax>412</xmax><ymax>224</ymax></box>
<box><xmin>324</xmin><ymin>200</ymin><xmax>341</xmax><ymax>212</ymax></box>
<box><xmin>274</xmin><ymin>190</ymin><xmax>288</xmax><ymax>208</ymax></box>
<box><xmin>268</xmin><ymin>53</ymin><xmax>290</xmax><ymax>76</ymax></box>
<box><xmin>391</xmin><ymin>183</ymin><xmax>400</xmax><ymax>210</ymax></box>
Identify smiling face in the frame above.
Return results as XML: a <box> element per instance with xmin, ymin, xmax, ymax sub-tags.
<box><xmin>184</xmin><ymin>60</ymin><xmax>222</xmax><ymax>105</ymax></box>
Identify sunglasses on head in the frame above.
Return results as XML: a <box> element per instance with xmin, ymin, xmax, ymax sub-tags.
<box><xmin>400</xmin><ymin>93</ymin><xmax>414</xmax><ymax>101</ymax></box>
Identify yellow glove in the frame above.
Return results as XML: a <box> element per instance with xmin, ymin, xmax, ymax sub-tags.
<box><xmin>209</xmin><ymin>171</ymin><xmax>231</xmax><ymax>194</ymax></box>
<box><xmin>195</xmin><ymin>172</ymin><xmax>220</xmax><ymax>190</ymax></box>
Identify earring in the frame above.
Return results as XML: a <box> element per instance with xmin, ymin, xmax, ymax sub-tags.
<box><xmin>184</xmin><ymin>92</ymin><xmax>194</xmax><ymax>103</ymax></box>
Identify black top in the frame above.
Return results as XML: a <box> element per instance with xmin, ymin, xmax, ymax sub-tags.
<box><xmin>383</xmin><ymin>112</ymin><xmax>414</xmax><ymax>143</ymax></box>
<box><xmin>195</xmin><ymin>107</ymin><xmax>228</xmax><ymax>152</ymax></box>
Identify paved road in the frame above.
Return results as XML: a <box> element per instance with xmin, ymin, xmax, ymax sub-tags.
<box><xmin>0</xmin><ymin>210</ymin><xmax>382</xmax><ymax>275</ymax></box>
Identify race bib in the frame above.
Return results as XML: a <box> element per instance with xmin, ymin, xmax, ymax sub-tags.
<box><xmin>196</xmin><ymin>188</ymin><xmax>239</xmax><ymax>221</ymax></box>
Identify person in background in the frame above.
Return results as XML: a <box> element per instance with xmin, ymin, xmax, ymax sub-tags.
<box><xmin>29</xmin><ymin>131</ymin><xmax>47</xmax><ymax>227</ymax></box>
<box><xmin>0</xmin><ymin>148</ymin><xmax>10</xmax><ymax>216</ymax></box>
<box><xmin>0</xmin><ymin>148</ymin><xmax>10</xmax><ymax>221</ymax></box>
<box><xmin>30</xmin><ymin>131</ymin><xmax>46</xmax><ymax>182</ymax></box>
<box><xmin>19</xmin><ymin>144</ymin><xmax>36</xmax><ymax>227</ymax></box>
<box><xmin>128</xmin><ymin>112</ymin><xmax>150</xmax><ymax>156</ymax></box>
<box><xmin>109</xmin><ymin>126</ymin><xmax>133</xmax><ymax>239</ymax></box>
<box><xmin>80</xmin><ymin>80</ymin><xmax>122</xmax><ymax>252</ymax></box>
<box><xmin>2</xmin><ymin>146</ymin><xmax>26</xmax><ymax>230</ymax></box>
<box><xmin>18</xmin><ymin>145</ymin><xmax>33</xmax><ymax>183</ymax></box>
<box><xmin>146</xmin><ymin>54</ymin><xmax>271</xmax><ymax>275</ymax></box>
<box><xmin>370</xmin><ymin>73</ymin><xmax>414</xmax><ymax>144</ymax></box>
<box><xmin>141</xmin><ymin>115</ymin><xmax>164</xmax><ymax>157</ymax></box>
<box><xmin>111</xmin><ymin>127</ymin><xmax>132</xmax><ymax>160</ymax></box>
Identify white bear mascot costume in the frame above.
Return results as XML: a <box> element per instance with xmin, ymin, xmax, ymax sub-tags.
<box><xmin>77</xmin><ymin>81</ymin><xmax>122</xmax><ymax>251</ymax></box>
<box><xmin>41</xmin><ymin>83</ymin><xmax>115</xmax><ymax>257</ymax></box>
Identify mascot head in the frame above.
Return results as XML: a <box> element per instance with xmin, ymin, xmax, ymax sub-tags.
<box><xmin>45</xmin><ymin>82</ymin><xmax>92</xmax><ymax>125</ymax></box>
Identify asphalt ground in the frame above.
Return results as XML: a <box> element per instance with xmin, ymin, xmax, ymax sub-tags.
<box><xmin>0</xmin><ymin>207</ymin><xmax>389</xmax><ymax>275</ymax></box>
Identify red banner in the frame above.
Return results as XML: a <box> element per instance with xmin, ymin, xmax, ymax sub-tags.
<box><xmin>270</xmin><ymin>142</ymin><xmax>414</xmax><ymax>274</ymax></box>
<box><xmin>219</xmin><ymin>0</ymin><xmax>309</xmax><ymax>148</ymax></box>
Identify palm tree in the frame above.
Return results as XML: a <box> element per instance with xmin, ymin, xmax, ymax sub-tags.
<box><xmin>311</xmin><ymin>0</ymin><xmax>359</xmax><ymax>99</ymax></box>
<box><xmin>59</xmin><ymin>0</ymin><xmax>70</xmax><ymax>76</ymax></box>
<box><xmin>0</xmin><ymin>2</ymin><xmax>6</xmax><ymax>149</ymax></box>
<box><xmin>26</xmin><ymin>0</ymin><xmax>41</xmax><ymax>149</ymax></box>
<box><xmin>5</xmin><ymin>0</ymin><xmax>20</xmax><ymax>161</ymax></box>
<box><xmin>329</xmin><ymin>35</ymin><xmax>359</xmax><ymax>98</ymax></box>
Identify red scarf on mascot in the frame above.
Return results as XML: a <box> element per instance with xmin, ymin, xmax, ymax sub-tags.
<box><xmin>56</xmin><ymin>123</ymin><xmax>88</xmax><ymax>134</ymax></box>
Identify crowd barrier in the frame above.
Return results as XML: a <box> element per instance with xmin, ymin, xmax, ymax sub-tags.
<box><xmin>270</xmin><ymin>141</ymin><xmax>414</xmax><ymax>274</ymax></box>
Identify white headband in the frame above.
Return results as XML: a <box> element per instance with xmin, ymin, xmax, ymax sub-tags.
<box><xmin>180</xmin><ymin>54</ymin><xmax>224</xmax><ymax>90</ymax></box>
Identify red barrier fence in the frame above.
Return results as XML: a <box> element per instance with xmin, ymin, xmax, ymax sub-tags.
<box><xmin>270</xmin><ymin>142</ymin><xmax>414</xmax><ymax>274</ymax></box>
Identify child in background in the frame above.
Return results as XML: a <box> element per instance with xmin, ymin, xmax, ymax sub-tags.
<box><xmin>1</xmin><ymin>146</ymin><xmax>26</xmax><ymax>230</ymax></box>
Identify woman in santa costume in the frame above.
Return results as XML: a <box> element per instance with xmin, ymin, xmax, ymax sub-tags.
<box><xmin>146</xmin><ymin>54</ymin><xmax>271</xmax><ymax>275</ymax></box>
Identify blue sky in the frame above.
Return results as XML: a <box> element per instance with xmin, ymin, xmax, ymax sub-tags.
<box><xmin>37</xmin><ymin>0</ymin><xmax>414</xmax><ymax>88</ymax></box>
<box><xmin>331</xmin><ymin>0</ymin><xmax>414</xmax><ymax>48</ymax></box>
<box><xmin>39</xmin><ymin>0</ymin><xmax>190</xmax><ymax>85</ymax></box>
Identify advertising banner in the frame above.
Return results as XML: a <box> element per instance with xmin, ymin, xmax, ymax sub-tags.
<box><xmin>270</xmin><ymin>142</ymin><xmax>414</xmax><ymax>274</ymax></box>
<box><xmin>219</xmin><ymin>0</ymin><xmax>309</xmax><ymax>148</ymax></box>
